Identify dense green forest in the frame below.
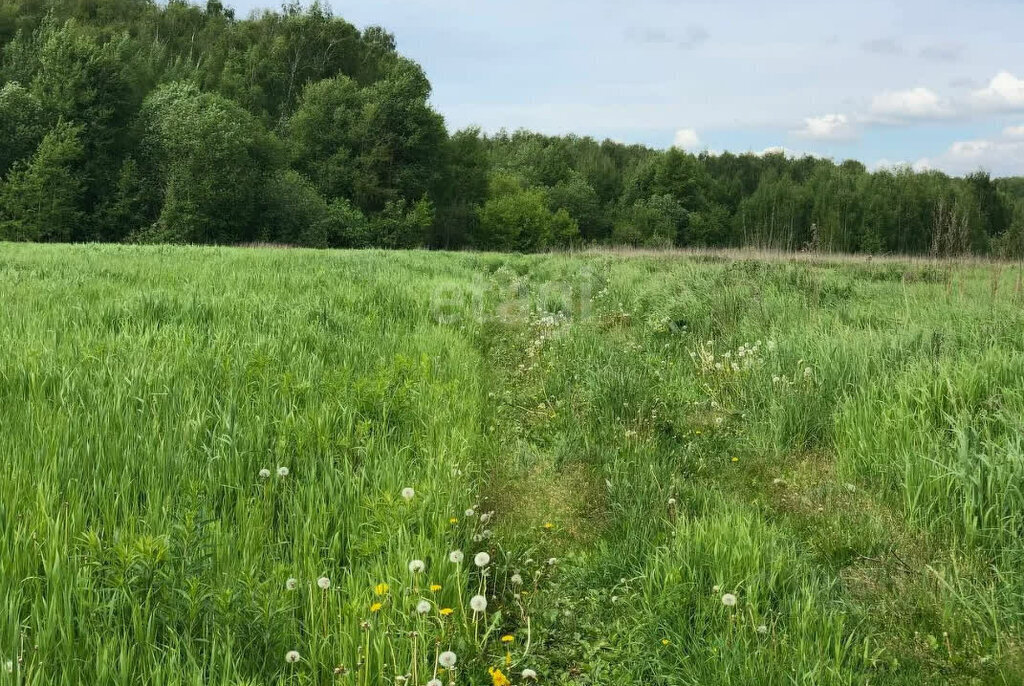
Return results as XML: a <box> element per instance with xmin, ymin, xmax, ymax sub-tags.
<box><xmin>1</xmin><ymin>0</ymin><xmax>1022</xmax><ymax>255</ymax></box>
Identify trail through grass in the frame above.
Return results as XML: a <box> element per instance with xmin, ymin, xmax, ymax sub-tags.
<box><xmin>1</xmin><ymin>244</ymin><xmax>1023</xmax><ymax>684</ymax></box>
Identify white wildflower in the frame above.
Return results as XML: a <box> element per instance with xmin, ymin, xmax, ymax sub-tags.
<box><xmin>317</xmin><ymin>576</ymin><xmax>331</xmax><ymax>590</ymax></box>
<box><xmin>521</xmin><ymin>668</ymin><xmax>538</xmax><ymax>679</ymax></box>
<box><xmin>416</xmin><ymin>599</ymin><xmax>431</xmax><ymax>614</ymax></box>
<box><xmin>285</xmin><ymin>577</ymin><xmax>298</xmax><ymax>591</ymax></box>
<box><xmin>285</xmin><ymin>650</ymin><xmax>301</xmax><ymax>663</ymax></box>
<box><xmin>401</xmin><ymin>487</ymin><xmax>415</xmax><ymax>501</ymax></box>
<box><xmin>470</xmin><ymin>594</ymin><xmax>487</xmax><ymax>612</ymax></box>
<box><xmin>409</xmin><ymin>559</ymin><xmax>425</xmax><ymax>574</ymax></box>
<box><xmin>449</xmin><ymin>550</ymin><xmax>464</xmax><ymax>564</ymax></box>
<box><xmin>511</xmin><ymin>573</ymin><xmax>523</xmax><ymax>585</ymax></box>
<box><xmin>258</xmin><ymin>468</ymin><xmax>271</xmax><ymax>479</ymax></box>
<box><xmin>438</xmin><ymin>651</ymin><xmax>457</xmax><ymax>669</ymax></box>
<box><xmin>474</xmin><ymin>551</ymin><xmax>490</xmax><ymax>567</ymax></box>
<box><xmin>721</xmin><ymin>593</ymin><xmax>737</xmax><ymax>607</ymax></box>
<box><xmin>277</xmin><ymin>466</ymin><xmax>289</xmax><ymax>478</ymax></box>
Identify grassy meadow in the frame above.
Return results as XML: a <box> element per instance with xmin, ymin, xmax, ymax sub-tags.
<box><xmin>2</xmin><ymin>243</ymin><xmax>1024</xmax><ymax>685</ymax></box>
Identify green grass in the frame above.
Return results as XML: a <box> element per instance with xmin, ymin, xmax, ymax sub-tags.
<box><xmin>2</xmin><ymin>243</ymin><xmax>1024</xmax><ymax>685</ymax></box>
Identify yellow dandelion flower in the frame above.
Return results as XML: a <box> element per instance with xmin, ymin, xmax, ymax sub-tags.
<box><xmin>430</xmin><ymin>583</ymin><xmax>442</xmax><ymax>592</ymax></box>
<box><xmin>695</xmin><ymin>430</ymin><xmax>702</xmax><ymax>435</ymax></box>
<box><xmin>501</xmin><ymin>634</ymin><xmax>515</xmax><ymax>643</ymax></box>
<box><xmin>449</xmin><ymin>517</ymin><xmax>458</xmax><ymax>524</ymax></box>
<box><xmin>488</xmin><ymin>667</ymin><xmax>512</xmax><ymax>686</ymax></box>
<box><xmin>731</xmin><ymin>457</ymin><xmax>739</xmax><ymax>463</ymax></box>
<box><xmin>374</xmin><ymin>583</ymin><xmax>389</xmax><ymax>596</ymax></box>
<box><xmin>370</xmin><ymin>602</ymin><xmax>383</xmax><ymax>613</ymax></box>
<box><xmin>439</xmin><ymin>607</ymin><xmax>454</xmax><ymax>616</ymax></box>
<box><xmin>661</xmin><ymin>638</ymin><xmax>670</xmax><ymax>646</ymax></box>
<box><xmin>543</xmin><ymin>522</ymin><xmax>554</xmax><ymax>530</ymax></box>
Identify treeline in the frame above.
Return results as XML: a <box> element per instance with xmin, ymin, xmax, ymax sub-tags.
<box><xmin>1</xmin><ymin>0</ymin><xmax>1022</xmax><ymax>256</ymax></box>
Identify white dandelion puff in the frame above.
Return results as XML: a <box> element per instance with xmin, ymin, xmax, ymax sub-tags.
<box><xmin>721</xmin><ymin>593</ymin><xmax>737</xmax><ymax>607</ymax></box>
<box><xmin>474</xmin><ymin>551</ymin><xmax>490</xmax><ymax>567</ymax></box>
<box><xmin>401</xmin><ymin>487</ymin><xmax>415</xmax><ymax>501</ymax></box>
<box><xmin>470</xmin><ymin>595</ymin><xmax>487</xmax><ymax>612</ymax></box>
<box><xmin>712</xmin><ymin>585</ymin><xmax>721</xmax><ymax>593</ymax></box>
<box><xmin>416</xmin><ymin>599</ymin><xmax>431</xmax><ymax>614</ymax></box>
<box><xmin>465</xmin><ymin>508</ymin><xmax>475</xmax><ymax>517</ymax></box>
<box><xmin>427</xmin><ymin>680</ymin><xmax>443</xmax><ymax>686</ymax></box>
<box><xmin>317</xmin><ymin>576</ymin><xmax>331</xmax><ymax>590</ymax></box>
<box><xmin>756</xmin><ymin>624</ymin><xmax>768</xmax><ymax>634</ymax></box>
<box><xmin>409</xmin><ymin>559</ymin><xmax>425</xmax><ymax>574</ymax></box>
<box><xmin>3</xmin><ymin>660</ymin><xmax>12</xmax><ymax>674</ymax></box>
<box><xmin>668</xmin><ymin>497</ymin><xmax>677</xmax><ymax>506</ymax></box>
<box><xmin>285</xmin><ymin>577</ymin><xmax>298</xmax><ymax>591</ymax></box>
<box><xmin>258</xmin><ymin>468</ymin><xmax>271</xmax><ymax>479</ymax></box>
<box><xmin>285</xmin><ymin>650</ymin><xmax>301</xmax><ymax>663</ymax></box>
<box><xmin>277</xmin><ymin>466</ymin><xmax>289</xmax><ymax>478</ymax></box>
<box><xmin>479</xmin><ymin>512</ymin><xmax>492</xmax><ymax>524</ymax></box>
<box><xmin>510</xmin><ymin>573</ymin><xmax>523</xmax><ymax>585</ymax></box>
<box><xmin>521</xmin><ymin>668</ymin><xmax>538</xmax><ymax>679</ymax></box>
<box><xmin>449</xmin><ymin>550</ymin><xmax>464</xmax><ymax>564</ymax></box>
<box><xmin>438</xmin><ymin>650</ymin><xmax>457</xmax><ymax>668</ymax></box>
<box><xmin>547</xmin><ymin>557</ymin><xmax>557</xmax><ymax>566</ymax></box>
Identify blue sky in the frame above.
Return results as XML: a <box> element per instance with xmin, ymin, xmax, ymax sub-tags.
<box><xmin>231</xmin><ymin>0</ymin><xmax>1024</xmax><ymax>176</ymax></box>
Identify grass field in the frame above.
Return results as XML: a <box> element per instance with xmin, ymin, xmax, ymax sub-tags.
<box><xmin>2</xmin><ymin>243</ymin><xmax>1024</xmax><ymax>685</ymax></box>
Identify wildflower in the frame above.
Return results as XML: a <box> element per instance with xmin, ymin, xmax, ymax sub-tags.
<box><xmin>845</xmin><ymin>483</ymin><xmax>856</xmax><ymax>493</ymax></box>
<box><xmin>439</xmin><ymin>607</ymin><xmax>454</xmax><ymax>616</ymax></box>
<box><xmin>449</xmin><ymin>517</ymin><xmax>458</xmax><ymax>524</ymax></box>
<box><xmin>285</xmin><ymin>650</ymin><xmax>301</xmax><ymax>664</ymax></box>
<box><xmin>401</xmin><ymin>487</ymin><xmax>415</xmax><ymax>501</ymax></box>
<box><xmin>427</xmin><ymin>680</ymin><xmax>443</xmax><ymax>686</ymax></box>
<box><xmin>661</xmin><ymin>638</ymin><xmax>670</xmax><ymax>645</ymax></box>
<box><xmin>438</xmin><ymin>650</ymin><xmax>457</xmax><ymax>668</ymax></box>
<box><xmin>285</xmin><ymin>577</ymin><xmax>298</xmax><ymax>591</ymax></box>
<box><xmin>370</xmin><ymin>602</ymin><xmax>383</xmax><ymax>613</ymax></box>
<box><xmin>317</xmin><ymin>576</ymin><xmax>331</xmax><ymax>590</ymax></box>
<box><xmin>375</xmin><ymin>583</ymin><xmax>389</xmax><ymax>596</ymax></box>
<box><xmin>547</xmin><ymin>557</ymin><xmax>557</xmax><ymax>566</ymax></box>
<box><xmin>489</xmin><ymin>667</ymin><xmax>512</xmax><ymax>686</ymax></box>
<box><xmin>501</xmin><ymin>634</ymin><xmax>515</xmax><ymax>643</ymax></box>
<box><xmin>712</xmin><ymin>585</ymin><xmax>721</xmax><ymax>593</ymax></box>
<box><xmin>804</xmin><ymin>366</ymin><xmax>812</xmax><ymax>378</ymax></box>
<box><xmin>521</xmin><ymin>668</ymin><xmax>537</xmax><ymax>680</ymax></box>
<box><xmin>772</xmin><ymin>477</ymin><xmax>785</xmax><ymax>486</ymax></box>
<box><xmin>3</xmin><ymin>661</ymin><xmax>11</xmax><ymax>674</ymax></box>
<box><xmin>473</xmin><ymin>534</ymin><xmax>483</xmax><ymax>542</ymax></box>
<box><xmin>470</xmin><ymin>595</ymin><xmax>488</xmax><ymax>612</ymax></box>
<box><xmin>258</xmin><ymin>468</ymin><xmax>271</xmax><ymax>479</ymax></box>
<box><xmin>480</xmin><ymin>512</ymin><xmax>492</xmax><ymax>524</ymax></box>
<box><xmin>668</xmin><ymin>497</ymin><xmax>676</xmax><ymax>506</ymax></box>
<box><xmin>510</xmin><ymin>573</ymin><xmax>523</xmax><ymax>585</ymax></box>
<box><xmin>465</xmin><ymin>508</ymin><xmax>476</xmax><ymax>517</ymax></box>
<box><xmin>417</xmin><ymin>599</ymin><xmax>431</xmax><ymax>614</ymax></box>
<box><xmin>449</xmin><ymin>550</ymin><xmax>464</xmax><ymax>564</ymax></box>
<box><xmin>277</xmin><ymin>466</ymin><xmax>289</xmax><ymax>478</ymax></box>
<box><xmin>721</xmin><ymin>593</ymin><xmax>737</xmax><ymax>607</ymax></box>
<box><xmin>430</xmin><ymin>583</ymin><xmax>442</xmax><ymax>592</ymax></box>
<box><xmin>731</xmin><ymin>456</ymin><xmax>739</xmax><ymax>463</ymax></box>
<box><xmin>409</xmin><ymin>559</ymin><xmax>425</xmax><ymax>574</ymax></box>
<box><xmin>756</xmin><ymin>624</ymin><xmax>768</xmax><ymax>634</ymax></box>
<box><xmin>474</xmin><ymin>551</ymin><xmax>490</xmax><ymax>567</ymax></box>
<box><xmin>543</xmin><ymin>522</ymin><xmax>554</xmax><ymax>530</ymax></box>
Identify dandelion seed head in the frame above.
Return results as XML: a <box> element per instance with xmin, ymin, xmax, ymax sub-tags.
<box><xmin>317</xmin><ymin>576</ymin><xmax>331</xmax><ymax>590</ymax></box>
<box><xmin>465</xmin><ymin>508</ymin><xmax>475</xmax><ymax>517</ymax></box>
<box><xmin>510</xmin><ymin>573</ymin><xmax>523</xmax><ymax>585</ymax></box>
<box><xmin>277</xmin><ymin>466</ymin><xmax>289</xmax><ymax>478</ymax></box>
<box><xmin>409</xmin><ymin>559</ymin><xmax>425</xmax><ymax>574</ymax></box>
<box><xmin>401</xmin><ymin>487</ymin><xmax>415</xmax><ymax>501</ymax></box>
<box><xmin>479</xmin><ymin>512</ymin><xmax>492</xmax><ymax>524</ymax></box>
<box><xmin>285</xmin><ymin>650</ymin><xmax>301</xmax><ymax>663</ymax></box>
<box><xmin>285</xmin><ymin>577</ymin><xmax>298</xmax><ymax>591</ymax></box>
<box><xmin>449</xmin><ymin>550</ymin><xmax>464</xmax><ymax>564</ymax></box>
<box><xmin>521</xmin><ymin>668</ymin><xmax>537</xmax><ymax>679</ymax></box>
<box><xmin>258</xmin><ymin>468</ymin><xmax>271</xmax><ymax>479</ymax></box>
<box><xmin>547</xmin><ymin>557</ymin><xmax>557</xmax><ymax>566</ymax></box>
<box><xmin>757</xmin><ymin>624</ymin><xmax>768</xmax><ymax>634</ymax></box>
<box><xmin>474</xmin><ymin>551</ymin><xmax>490</xmax><ymax>567</ymax></box>
<box><xmin>438</xmin><ymin>650</ymin><xmax>457</xmax><ymax>668</ymax></box>
<box><xmin>427</xmin><ymin>680</ymin><xmax>443</xmax><ymax>686</ymax></box>
<box><xmin>470</xmin><ymin>594</ymin><xmax>487</xmax><ymax>612</ymax></box>
<box><xmin>721</xmin><ymin>593</ymin><xmax>737</xmax><ymax>607</ymax></box>
<box><xmin>416</xmin><ymin>599</ymin><xmax>431</xmax><ymax>614</ymax></box>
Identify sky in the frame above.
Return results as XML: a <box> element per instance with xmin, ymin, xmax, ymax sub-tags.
<box><xmin>231</xmin><ymin>0</ymin><xmax>1024</xmax><ymax>177</ymax></box>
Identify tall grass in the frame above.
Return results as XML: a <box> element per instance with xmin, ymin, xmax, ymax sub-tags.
<box><xmin>1</xmin><ymin>243</ymin><xmax>1023</xmax><ymax>684</ymax></box>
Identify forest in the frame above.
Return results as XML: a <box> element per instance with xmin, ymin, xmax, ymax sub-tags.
<box><xmin>1</xmin><ymin>0</ymin><xmax>1023</xmax><ymax>255</ymax></box>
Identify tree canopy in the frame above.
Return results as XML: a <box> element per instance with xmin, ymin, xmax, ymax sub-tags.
<box><xmin>0</xmin><ymin>0</ymin><xmax>1021</xmax><ymax>255</ymax></box>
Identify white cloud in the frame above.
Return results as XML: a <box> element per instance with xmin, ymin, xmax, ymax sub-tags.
<box><xmin>672</xmin><ymin>128</ymin><xmax>700</xmax><ymax>150</ymax></box>
<box><xmin>794</xmin><ymin>113</ymin><xmax>855</xmax><ymax>140</ymax></box>
<box><xmin>1004</xmin><ymin>124</ymin><xmax>1024</xmax><ymax>139</ymax></box>
<box><xmin>919</xmin><ymin>133</ymin><xmax>1024</xmax><ymax>176</ymax></box>
<box><xmin>869</xmin><ymin>87</ymin><xmax>951</xmax><ymax>119</ymax></box>
<box><xmin>972</xmin><ymin>72</ymin><xmax>1024</xmax><ymax>110</ymax></box>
